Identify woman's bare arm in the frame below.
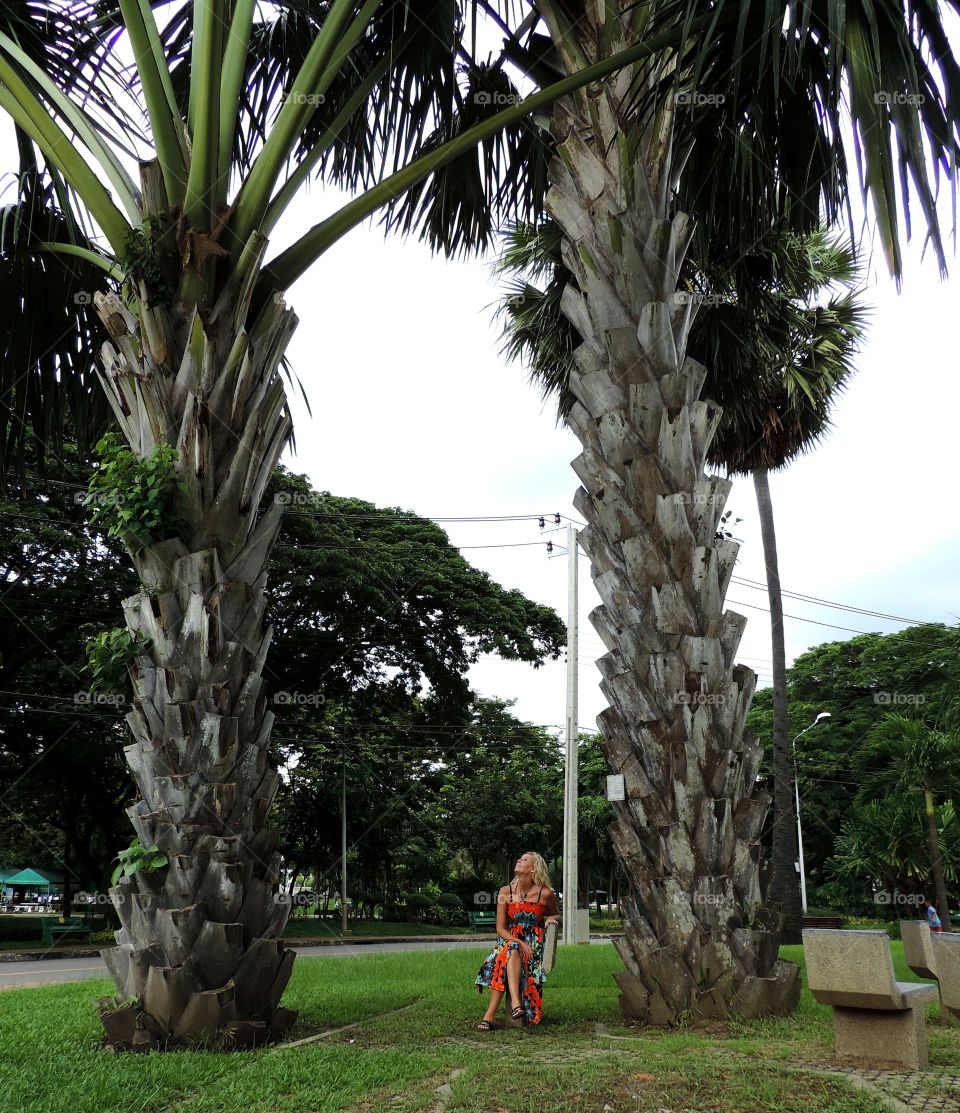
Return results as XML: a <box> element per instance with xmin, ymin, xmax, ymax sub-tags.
<box><xmin>496</xmin><ymin>886</ymin><xmax>511</xmax><ymax>939</ymax></box>
<box><xmin>543</xmin><ymin>889</ymin><xmax>560</xmax><ymax>924</ymax></box>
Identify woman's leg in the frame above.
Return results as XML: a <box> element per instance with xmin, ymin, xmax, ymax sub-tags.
<box><xmin>482</xmin><ymin>987</ymin><xmax>504</xmax><ymax>1022</ymax></box>
<box><xmin>506</xmin><ymin>949</ymin><xmax>523</xmax><ymax>1010</ymax></box>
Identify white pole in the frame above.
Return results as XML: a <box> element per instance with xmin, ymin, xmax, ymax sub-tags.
<box><xmin>341</xmin><ymin>749</ymin><xmax>348</xmax><ymax>935</ymax></box>
<box><xmin>562</xmin><ymin>525</ymin><xmax>579</xmax><ymax>945</ymax></box>
<box><xmin>793</xmin><ymin>759</ymin><xmax>808</xmax><ymax>915</ymax></box>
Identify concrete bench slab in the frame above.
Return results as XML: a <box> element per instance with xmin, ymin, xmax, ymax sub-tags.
<box><xmin>931</xmin><ymin>932</ymin><xmax>960</xmax><ymax>1021</ymax></box>
<box><xmin>803</xmin><ymin>929</ymin><xmax>937</xmax><ymax>1069</ymax></box>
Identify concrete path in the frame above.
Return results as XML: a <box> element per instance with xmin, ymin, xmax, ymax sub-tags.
<box><xmin>0</xmin><ymin>937</ymin><xmax>611</xmax><ymax>989</ymax></box>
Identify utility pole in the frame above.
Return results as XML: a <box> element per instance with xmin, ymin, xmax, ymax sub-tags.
<box><xmin>341</xmin><ymin>742</ymin><xmax>348</xmax><ymax>935</ymax></box>
<box><xmin>562</xmin><ymin>524</ymin><xmax>579</xmax><ymax>945</ymax></box>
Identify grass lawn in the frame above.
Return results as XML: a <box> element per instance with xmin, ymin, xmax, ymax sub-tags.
<box><xmin>2</xmin><ymin>942</ymin><xmax>958</xmax><ymax>1113</ymax></box>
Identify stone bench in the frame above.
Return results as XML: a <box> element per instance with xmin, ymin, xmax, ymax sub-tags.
<box><xmin>931</xmin><ymin>932</ymin><xmax>960</xmax><ymax>1021</ymax></box>
<box><xmin>803</xmin><ymin>928</ymin><xmax>938</xmax><ymax>1068</ymax></box>
<box><xmin>901</xmin><ymin>922</ymin><xmax>960</xmax><ymax>1021</ymax></box>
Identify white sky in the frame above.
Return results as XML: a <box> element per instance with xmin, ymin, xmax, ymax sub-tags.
<box><xmin>2</xmin><ymin>18</ymin><xmax>958</xmax><ymax>740</ymax></box>
<box><xmin>269</xmin><ymin>183</ymin><xmax>960</xmax><ymax>735</ymax></box>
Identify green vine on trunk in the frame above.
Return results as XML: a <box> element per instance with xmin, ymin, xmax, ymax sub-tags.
<box><xmin>121</xmin><ymin>217</ymin><xmax>178</xmax><ymax>303</ymax></box>
<box><xmin>83</xmin><ymin>433</ymin><xmax>188</xmax><ymax>545</ymax></box>
<box><xmin>111</xmin><ymin>838</ymin><xmax>168</xmax><ymax>886</ymax></box>
<box><xmin>84</xmin><ymin>627</ymin><xmax>147</xmax><ymax>694</ymax></box>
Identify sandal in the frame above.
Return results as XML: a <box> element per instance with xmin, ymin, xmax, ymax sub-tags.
<box><xmin>476</xmin><ymin>1019</ymin><xmax>498</xmax><ymax>1031</ymax></box>
<box><xmin>511</xmin><ymin>1004</ymin><xmax>525</xmax><ymax>1023</ymax></box>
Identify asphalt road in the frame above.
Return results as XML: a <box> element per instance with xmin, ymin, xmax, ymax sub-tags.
<box><xmin>0</xmin><ymin>937</ymin><xmax>611</xmax><ymax>989</ymax></box>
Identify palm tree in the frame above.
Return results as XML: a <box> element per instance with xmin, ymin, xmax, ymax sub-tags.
<box><xmin>483</xmin><ymin>0</ymin><xmax>960</xmax><ymax>1023</ymax></box>
<box><xmin>692</xmin><ymin>228</ymin><xmax>870</xmax><ymax>945</ymax></box>
<box><xmin>858</xmin><ymin>713</ymin><xmax>960</xmax><ymax>927</ymax></box>
<box><xmin>0</xmin><ymin>1</ymin><xmax>672</xmax><ymax>1048</ymax></box>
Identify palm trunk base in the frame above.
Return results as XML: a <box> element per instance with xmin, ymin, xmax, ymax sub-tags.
<box><xmin>612</xmin><ymin>938</ymin><xmax>800</xmax><ymax>1025</ymax></box>
<box><xmin>97</xmin><ymin>935</ymin><xmax>298</xmax><ymax>1050</ymax></box>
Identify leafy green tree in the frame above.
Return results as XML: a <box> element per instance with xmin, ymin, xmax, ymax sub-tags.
<box><xmin>748</xmin><ymin>625</ymin><xmax>960</xmax><ymax>891</ymax></box>
<box><xmin>828</xmin><ymin>796</ymin><xmax>958</xmax><ymax>917</ymax></box>
<box><xmin>857</xmin><ymin>713</ymin><xmax>960</xmax><ymax>923</ymax></box>
<box><xmin>433</xmin><ymin>698</ymin><xmax>563</xmax><ymax>887</ymax></box>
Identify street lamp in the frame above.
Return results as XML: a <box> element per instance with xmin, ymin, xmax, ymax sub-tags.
<box><xmin>792</xmin><ymin>712</ymin><xmax>831</xmax><ymax>915</ymax></box>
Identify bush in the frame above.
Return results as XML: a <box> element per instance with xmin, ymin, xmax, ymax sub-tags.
<box><xmin>404</xmin><ymin>893</ymin><xmax>435</xmax><ymax>923</ymax></box>
<box><xmin>90</xmin><ymin>931</ymin><xmax>115</xmax><ymax>944</ymax></box>
<box><xmin>0</xmin><ymin>917</ymin><xmax>41</xmax><ymax>943</ymax></box>
<box><xmin>435</xmin><ymin>893</ymin><xmax>463</xmax><ymax>909</ymax></box>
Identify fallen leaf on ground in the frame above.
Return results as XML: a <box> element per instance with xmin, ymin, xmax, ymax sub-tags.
<box><xmin>631</xmin><ymin>1072</ymin><xmax>655</xmax><ymax>1081</ymax></box>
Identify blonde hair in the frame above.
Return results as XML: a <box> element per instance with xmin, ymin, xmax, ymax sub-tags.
<box><xmin>512</xmin><ymin>851</ymin><xmax>551</xmax><ymax>890</ymax></box>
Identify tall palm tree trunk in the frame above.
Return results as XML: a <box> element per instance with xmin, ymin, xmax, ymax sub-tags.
<box><xmin>752</xmin><ymin>468</ymin><xmax>803</xmax><ymax>943</ymax></box>
<box><xmin>546</xmin><ymin>82</ymin><xmax>798</xmax><ymax>1023</ymax></box>
<box><xmin>94</xmin><ymin>167</ymin><xmax>297</xmax><ymax>1049</ymax></box>
<box><xmin>924</xmin><ymin>787</ymin><xmax>951</xmax><ymax>927</ymax></box>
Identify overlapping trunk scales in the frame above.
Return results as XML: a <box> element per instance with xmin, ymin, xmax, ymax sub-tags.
<box><xmin>92</xmin><ymin>218</ymin><xmax>298</xmax><ymax>1048</ymax></box>
<box><xmin>547</xmin><ymin>83</ymin><xmax>799</xmax><ymax>1024</ymax></box>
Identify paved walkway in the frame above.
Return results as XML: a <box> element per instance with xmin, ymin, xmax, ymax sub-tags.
<box><xmin>0</xmin><ymin>937</ymin><xmax>611</xmax><ymax>989</ymax></box>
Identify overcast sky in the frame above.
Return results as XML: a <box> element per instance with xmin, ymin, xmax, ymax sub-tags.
<box><xmin>3</xmin><ymin>34</ymin><xmax>957</xmax><ymax>742</ymax></box>
<box><xmin>268</xmin><ymin>181</ymin><xmax>960</xmax><ymax>737</ymax></box>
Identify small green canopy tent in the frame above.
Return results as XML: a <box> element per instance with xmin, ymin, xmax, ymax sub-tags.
<box><xmin>4</xmin><ymin>867</ymin><xmax>63</xmax><ymax>891</ymax></box>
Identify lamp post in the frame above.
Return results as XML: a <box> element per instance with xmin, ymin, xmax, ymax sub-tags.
<box><xmin>792</xmin><ymin>711</ymin><xmax>831</xmax><ymax>914</ymax></box>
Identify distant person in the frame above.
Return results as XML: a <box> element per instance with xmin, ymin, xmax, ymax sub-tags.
<box><xmin>475</xmin><ymin>851</ymin><xmax>560</xmax><ymax>1030</ymax></box>
<box><xmin>926</xmin><ymin>900</ymin><xmax>943</xmax><ymax>933</ymax></box>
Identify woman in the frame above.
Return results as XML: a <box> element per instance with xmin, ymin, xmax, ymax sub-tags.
<box><xmin>475</xmin><ymin>851</ymin><xmax>560</xmax><ymax>1029</ymax></box>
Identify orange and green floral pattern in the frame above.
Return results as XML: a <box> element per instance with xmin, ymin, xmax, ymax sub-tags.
<box><xmin>475</xmin><ymin>899</ymin><xmax>547</xmax><ymax>1024</ymax></box>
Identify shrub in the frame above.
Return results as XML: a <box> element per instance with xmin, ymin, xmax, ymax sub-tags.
<box><xmin>404</xmin><ymin>892</ymin><xmax>435</xmax><ymax>923</ymax></box>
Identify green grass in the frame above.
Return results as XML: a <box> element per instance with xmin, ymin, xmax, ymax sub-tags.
<box><xmin>1</xmin><ymin>942</ymin><xmax>957</xmax><ymax>1113</ymax></box>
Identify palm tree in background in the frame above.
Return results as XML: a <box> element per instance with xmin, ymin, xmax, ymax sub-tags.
<box><xmin>858</xmin><ymin>713</ymin><xmax>960</xmax><ymax>927</ymax></box>
<box><xmin>0</xmin><ymin>0</ymin><xmax>667</xmax><ymax>1048</ymax></box>
<box><xmin>693</xmin><ymin>228</ymin><xmax>869</xmax><ymax>945</ymax></box>
<box><xmin>474</xmin><ymin>0</ymin><xmax>960</xmax><ymax>1023</ymax></box>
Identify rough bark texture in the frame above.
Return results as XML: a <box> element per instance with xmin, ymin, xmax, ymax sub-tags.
<box><xmin>93</xmin><ymin>170</ymin><xmax>297</xmax><ymax>1049</ymax></box>
<box><xmin>925</xmin><ymin>788</ymin><xmax>951</xmax><ymax>927</ymax></box>
<box><xmin>545</xmin><ymin>58</ymin><xmax>799</xmax><ymax>1023</ymax></box>
<box><xmin>753</xmin><ymin>468</ymin><xmax>803</xmax><ymax>944</ymax></box>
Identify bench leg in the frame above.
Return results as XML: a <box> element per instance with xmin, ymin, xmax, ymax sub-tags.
<box><xmin>832</xmin><ymin>1006</ymin><xmax>929</xmax><ymax>1069</ymax></box>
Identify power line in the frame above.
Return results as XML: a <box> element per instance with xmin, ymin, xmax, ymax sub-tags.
<box><xmin>730</xmin><ymin>575</ymin><xmax>932</xmax><ymax>626</ymax></box>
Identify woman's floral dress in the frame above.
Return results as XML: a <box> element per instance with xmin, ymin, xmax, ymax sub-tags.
<box><xmin>475</xmin><ymin>885</ymin><xmax>547</xmax><ymax>1024</ymax></box>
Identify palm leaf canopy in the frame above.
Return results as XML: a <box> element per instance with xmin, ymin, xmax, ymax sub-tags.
<box><xmin>857</xmin><ymin>713</ymin><xmax>960</xmax><ymax>801</ymax></box>
<box><xmin>496</xmin><ymin>216</ymin><xmax>869</xmax><ymax>477</ymax></box>
<box><xmin>0</xmin><ymin>0</ymin><xmax>679</xmax><ymax>475</ymax></box>
<box><xmin>648</xmin><ymin>0</ymin><xmax>960</xmax><ymax>276</ymax></box>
